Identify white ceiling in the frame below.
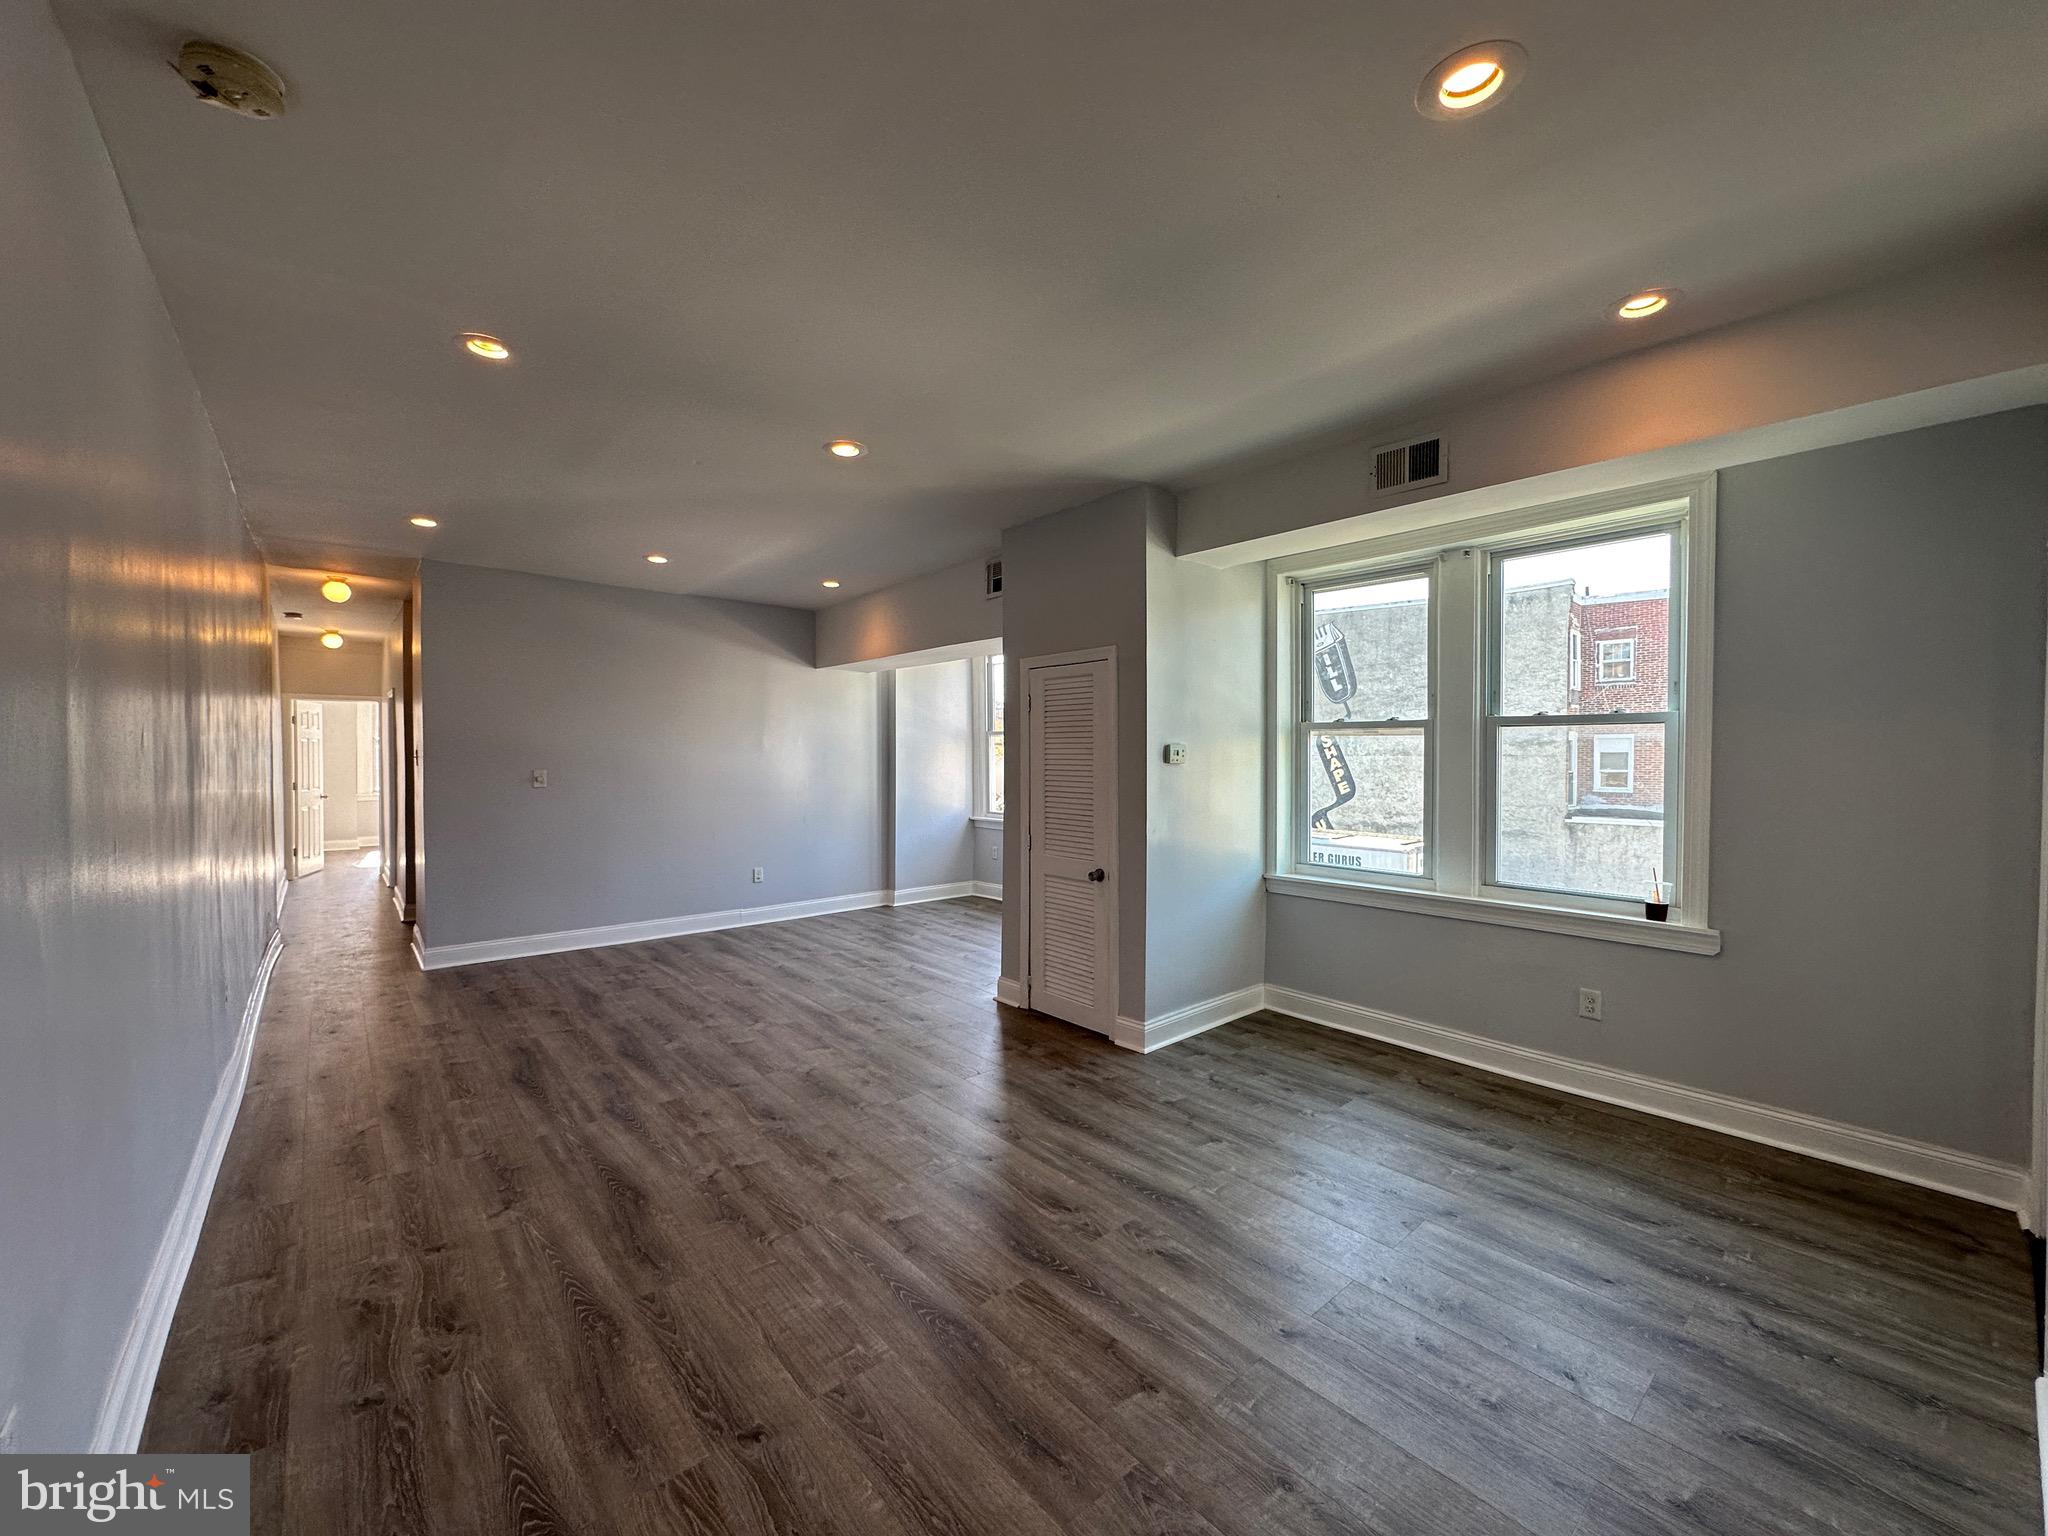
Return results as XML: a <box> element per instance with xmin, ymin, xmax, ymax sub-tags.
<box><xmin>56</xmin><ymin>0</ymin><xmax>2048</xmax><ymax>609</ymax></box>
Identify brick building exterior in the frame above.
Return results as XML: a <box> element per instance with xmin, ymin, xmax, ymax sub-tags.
<box><xmin>1308</xmin><ymin>579</ymin><xmax>1668</xmax><ymax>900</ymax></box>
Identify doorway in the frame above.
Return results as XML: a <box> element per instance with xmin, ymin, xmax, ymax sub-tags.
<box><xmin>1018</xmin><ymin>647</ymin><xmax>1118</xmax><ymax>1035</ymax></box>
<box><xmin>289</xmin><ymin>696</ymin><xmax>384</xmax><ymax>880</ymax></box>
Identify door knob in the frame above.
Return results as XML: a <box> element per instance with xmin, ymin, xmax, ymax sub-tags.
<box><xmin>1087</xmin><ymin>867</ymin><xmax>1106</xmax><ymax>882</ymax></box>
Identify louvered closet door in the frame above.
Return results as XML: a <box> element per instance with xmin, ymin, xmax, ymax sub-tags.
<box><xmin>1026</xmin><ymin>656</ymin><xmax>1115</xmax><ymax>1034</ymax></box>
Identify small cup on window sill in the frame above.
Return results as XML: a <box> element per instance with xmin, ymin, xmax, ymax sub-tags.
<box><xmin>1644</xmin><ymin>881</ymin><xmax>1672</xmax><ymax>922</ymax></box>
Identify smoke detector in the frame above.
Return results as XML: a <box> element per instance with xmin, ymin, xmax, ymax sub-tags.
<box><xmin>175</xmin><ymin>40</ymin><xmax>288</xmax><ymax>119</ymax></box>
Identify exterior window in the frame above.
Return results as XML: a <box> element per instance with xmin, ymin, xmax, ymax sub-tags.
<box><xmin>1297</xmin><ymin>571</ymin><xmax>1431</xmax><ymax>878</ymax></box>
<box><xmin>1272</xmin><ymin>479</ymin><xmax>1713</xmax><ymax>932</ymax></box>
<box><xmin>977</xmin><ymin>653</ymin><xmax>1006</xmax><ymax>817</ymax></box>
<box><xmin>1594</xmin><ymin>734</ymin><xmax>1635</xmax><ymax>791</ymax></box>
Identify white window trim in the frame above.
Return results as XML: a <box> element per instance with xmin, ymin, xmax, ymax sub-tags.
<box><xmin>971</xmin><ymin>651</ymin><xmax>1005</xmax><ymax>821</ymax></box>
<box><xmin>1266</xmin><ymin>474</ymin><xmax>1717</xmax><ymax>951</ymax></box>
<box><xmin>1592</xmin><ymin>732</ymin><xmax>1636</xmax><ymax>793</ymax></box>
<box><xmin>1595</xmin><ymin>637</ymin><xmax>1637</xmax><ymax>683</ymax></box>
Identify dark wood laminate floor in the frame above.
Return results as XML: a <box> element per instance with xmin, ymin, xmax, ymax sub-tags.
<box><xmin>145</xmin><ymin>860</ymin><xmax>2040</xmax><ymax>1535</ymax></box>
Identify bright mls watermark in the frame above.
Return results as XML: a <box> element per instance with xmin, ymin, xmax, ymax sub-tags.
<box><xmin>2</xmin><ymin>1457</ymin><xmax>247</xmax><ymax>1534</ymax></box>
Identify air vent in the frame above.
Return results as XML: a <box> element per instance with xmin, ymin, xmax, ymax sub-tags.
<box><xmin>985</xmin><ymin>558</ymin><xmax>1003</xmax><ymax>599</ymax></box>
<box><xmin>1372</xmin><ymin>434</ymin><xmax>1447</xmax><ymax>495</ymax></box>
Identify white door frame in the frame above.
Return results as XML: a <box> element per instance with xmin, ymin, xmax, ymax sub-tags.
<box><xmin>1015</xmin><ymin>645</ymin><xmax>1118</xmax><ymax>1032</ymax></box>
<box><xmin>289</xmin><ymin>693</ymin><xmax>387</xmax><ymax>876</ymax></box>
<box><xmin>2030</xmin><ymin>612</ymin><xmax>2048</xmax><ymax>1236</ymax></box>
<box><xmin>291</xmin><ymin>700</ymin><xmax>326</xmax><ymax>879</ymax></box>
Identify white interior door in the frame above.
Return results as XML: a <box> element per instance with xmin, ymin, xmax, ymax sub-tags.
<box><xmin>1025</xmin><ymin>654</ymin><xmax>1116</xmax><ymax>1033</ymax></box>
<box><xmin>293</xmin><ymin>702</ymin><xmax>326</xmax><ymax>878</ymax></box>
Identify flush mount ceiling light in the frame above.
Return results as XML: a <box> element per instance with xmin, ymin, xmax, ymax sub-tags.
<box><xmin>645</xmin><ymin>553</ymin><xmax>670</xmax><ymax>564</ymax></box>
<box><xmin>1616</xmin><ymin>288</ymin><xmax>1677</xmax><ymax>320</ymax></box>
<box><xmin>1416</xmin><ymin>41</ymin><xmax>1527</xmax><ymax>119</ymax></box>
<box><xmin>320</xmin><ymin>577</ymin><xmax>352</xmax><ymax>603</ymax></box>
<box><xmin>820</xmin><ymin>579</ymin><xmax>842</xmax><ymax>589</ymax></box>
<box><xmin>409</xmin><ymin>515</ymin><xmax>439</xmax><ymax>528</ymax></box>
<box><xmin>174</xmin><ymin>40</ymin><xmax>288</xmax><ymax>120</ymax></box>
<box><xmin>319</xmin><ymin>629</ymin><xmax>345</xmax><ymax>650</ymax></box>
<box><xmin>825</xmin><ymin>439</ymin><xmax>867</xmax><ymax>459</ymax></box>
<box><xmin>457</xmin><ymin>332</ymin><xmax>512</xmax><ymax>361</ymax></box>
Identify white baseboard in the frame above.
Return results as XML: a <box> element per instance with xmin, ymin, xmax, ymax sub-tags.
<box><xmin>2036</xmin><ymin>1378</ymin><xmax>2048</xmax><ymax>1529</ymax></box>
<box><xmin>1113</xmin><ymin>985</ymin><xmax>1268</xmax><ymax>1054</ymax></box>
<box><xmin>1262</xmin><ymin>984</ymin><xmax>2027</xmax><ymax>1214</ymax></box>
<box><xmin>995</xmin><ymin>975</ymin><xmax>1025</xmax><ymax>1007</ymax></box>
<box><xmin>321</xmin><ymin>836</ymin><xmax>377</xmax><ymax>852</ymax></box>
<box><xmin>888</xmin><ymin>881</ymin><xmax>976</xmax><ymax>906</ymax></box>
<box><xmin>90</xmin><ymin>925</ymin><xmax>284</xmax><ymax>1454</ymax></box>
<box><xmin>414</xmin><ymin>889</ymin><xmax>893</xmax><ymax>971</ymax></box>
<box><xmin>274</xmin><ymin>873</ymin><xmax>288</xmax><ymax>921</ymax></box>
<box><xmin>389</xmin><ymin>885</ymin><xmax>414</xmax><ymax>924</ymax></box>
<box><xmin>972</xmin><ymin>881</ymin><xmax>1002</xmax><ymax>902</ymax></box>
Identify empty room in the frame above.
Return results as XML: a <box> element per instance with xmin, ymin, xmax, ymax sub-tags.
<box><xmin>6</xmin><ymin>1</ymin><xmax>2048</xmax><ymax>1533</ymax></box>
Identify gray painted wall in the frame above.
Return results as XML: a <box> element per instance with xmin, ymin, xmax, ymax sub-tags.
<box><xmin>417</xmin><ymin>562</ymin><xmax>887</xmax><ymax>949</ymax></box>
<box><xmin>893</xmin><ymin>659</ymin><xmax>975</xmax><ymax>891</ymax></box>
<box><xmin>1268</xmin><ymin>408</ymin><xmax>2047</xmax><ymax>1161</ymax></box>
<box><xmin>0</xmin><ymin>1</ymin><xmax>278</xmax><ymax>1451</ymax></box>
<box><xmin>1000</xmin><ymin>487</ymin><xmax>1160</xmax><ymax>1017</ymax></box>
<box><xmin>973</xmin><ymin>824</ymin><xmax>1003</xmax><ymax>889</ymax></box>
<box><xmin>1177</xmin><ymin>238</ymin><xmax>2048</xmax><ymax>565</ymax></box>
<box><xmin>1144</xmin><ymin>505</ymin><xmax>1266</xmax><ymax>1018</ymax></box>
<box><xmin>278</xmin><ymin>632</ymin><xmax>384</xmax><ymax>698</ymax></box>
<box><xmin>817</xmin><ymin>554</ymin><xmax>1003</xmax><ymax>669</ymax></box>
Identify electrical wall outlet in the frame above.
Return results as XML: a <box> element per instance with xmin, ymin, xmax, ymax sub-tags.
<box><xmin>1577</xmin><ymin>987</ymin><xmax>1603</xmax><ymax>1021</ymax></box>
<box><xmin>751</xmin><ymin>867</ymin><xmax>765</xmax><ymax>884</ymax></box>
<box><xmin>1162</xmin><ymin>742</ymin><xmax>1187</xmax><ymax>765</ymax></box>
<box><xmin>530</xmin><ymin>769</ymin><xmax>547</xmax><ymax>788</ymax></box>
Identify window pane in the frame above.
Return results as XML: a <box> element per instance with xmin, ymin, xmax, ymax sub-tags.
<box><xmin>988</xmin><ymin>655</ymin><xmax>1004</xmax><ymax>732</ymax></box>
<box><xmin>1308</xmin><ymin>575</ymin><xmax>1428</xmax><ymax>723</ymax></box>
<box><xmin>987</xmin><ymin>732</ymin><xmax>1005</xmax><ymax>815</ymax></box>
<box><xmin>1495</xmin><ymin>724</ymin><xmax>1666</xmax><ymax>900</ymax></box>
<box><xmin>1497</xmin><ymin>532</ymin><xmax>1671</xmax><ymax>716</ymax></box>
<box><xmin>1305</xmin><ymin>729</ymin><xmax>1426</xmax><ymax>876</ymax></box>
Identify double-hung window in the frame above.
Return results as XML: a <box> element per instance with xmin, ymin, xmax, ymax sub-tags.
<box><xmin>974</xmin><ymin>652</ymin><xmax>1006</xmax><ymax>819</ymax></box>
<box><xmin>1272</xmin><ymin>478</ymin><xmax>1716</xmax><ymax>950</ymax></box>
<box><xmin>1596</xmin><ymin>638</ymin><xmax>1636</xmax><ymax>681</ymax></box>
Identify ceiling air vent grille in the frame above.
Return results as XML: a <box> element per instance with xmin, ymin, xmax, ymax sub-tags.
<box><xmin>1372</xmin><ymin>434</ymin><xmax>1446</xmax><ymax>495</ymax></box>
<box><xmin>985</xmin><ymin>558</ymin><xmax>1004</xmax><ymax>599</ymax></box>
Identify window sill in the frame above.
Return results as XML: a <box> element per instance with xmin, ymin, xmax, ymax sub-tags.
<box><xmin>970</xmin><ymin>815</ymin><xmax>1004</xmax><ymax>831</ymax></box>
<box><xmin>1263</xmin><ymin>874</ymin><xmax>1722</xmax><ymax>955</ymax></box>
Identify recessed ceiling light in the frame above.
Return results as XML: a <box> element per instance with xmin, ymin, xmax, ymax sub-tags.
<box><xmin>1416</xmin><ymin>41</ymin><xmax>1526</xmax><ymax>119</ymax></box>
<box><xmin>1616</xmin><ymin>289</ymin><xmax>1675</xmax><ymax>320</ymax></box>
<box><xmin>321</xmin><ymin>578</ymin><xmax>352</xmax><ymax>603</ymax></box>
<box><xmin>319</xmin><ymin>629</ymin><xmax>345</xmax><ymax>650</ymax></box>
<box><xmin>645</xmin><ymin>553</ymin><xmax>669</xmax><ymax>564</ymax></box>
<box><xmin>458</xmin><ymin>332</ymin><xmax>511</xmax><ymax>361</ymax></box>
<box><xmin>821</xmin><ymin>579</ymin><xmax>842</xmax><ymax>589</ymax></box>
<box><xmin>825</xmin><ymin>439</ymin><xmax>867</xmax><ymax>459</ymax></box>
<box><xmin>409</xmin><ymin>515</ymin><xmax>439</xmax><ymax>528</ymax></box>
